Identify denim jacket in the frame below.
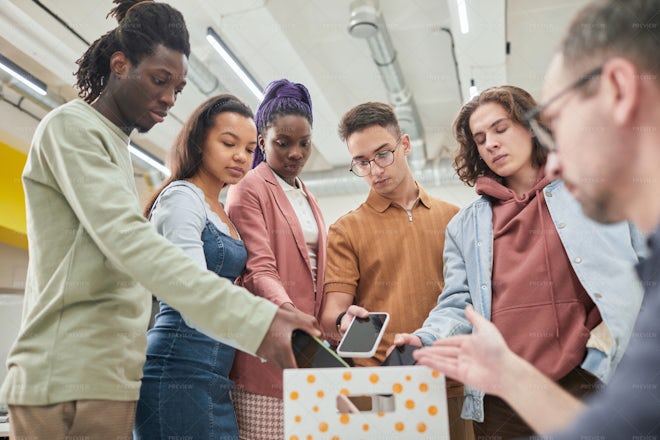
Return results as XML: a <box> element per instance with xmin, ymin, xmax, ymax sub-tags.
<box><xmin>414</xmin><ymin>180</ymin><xmax>647</xmax><ymax>422</ymax></box>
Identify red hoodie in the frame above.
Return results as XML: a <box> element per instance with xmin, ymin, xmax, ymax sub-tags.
<box><xmin>476</xmin><ymin>170</ymin><xmax>601</xmax><ymax>380</ymax></box>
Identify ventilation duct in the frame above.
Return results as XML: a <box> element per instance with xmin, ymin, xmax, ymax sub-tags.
<box><xmin>163</xmin><ymin>6</ymin><xmax>458</xmax><ymax>197</ymax></box>
<box><xmin>302</xmin><ymin>157</ymin><xmax>459</xmax><ymax>196</ymax></box>
<box><xmin>3</xmin><ymin>0</ymin><xmax>462</xmax><ymax>197</ymax></box>
<box><xmin>0</xmin><ymin>71</ymin><xmax>172</xmax><ymax>177</ymax></box>
<box><xmin>0</xmin><ymin>71</ymin><xmax>64</xmax><ymax>111</ymax></box>
<box><xmin>2</xmin><ymin>62</ymin><xmax>459</xmax><ymax>197</ymax></box>
<box><xmin>187</xmin><ymin>53</ymin><xmax>225</xmax><ymax>95</ymax></box>
<box><xmin>347</xmin><ymin>0</ymin><xmax>428</xmax><ymax>171</ymax></box>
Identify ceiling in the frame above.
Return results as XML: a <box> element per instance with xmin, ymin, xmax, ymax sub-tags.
<box><xmin>0</xmin><ymin>0</ymin><xmax>589</xmax><ymax>181</ymax></box>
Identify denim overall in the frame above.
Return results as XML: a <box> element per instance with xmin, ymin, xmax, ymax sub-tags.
<box><xmin>135</xmin><ymin>185</ymin><xmax>246</xmax><ymax>440</ymax></box>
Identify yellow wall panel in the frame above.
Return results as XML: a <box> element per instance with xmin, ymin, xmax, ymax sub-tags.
<box><xmin>0</xmin><ymin>141</ymin><xmax>27</xmax><ymax>249</ymax></box>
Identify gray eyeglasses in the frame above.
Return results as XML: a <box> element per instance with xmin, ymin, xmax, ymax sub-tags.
<box><xmin>349</xmin><ymin>137</ymin><xmax>402</xmax><ymax>177</ymax></box>
<box><xmin>524</xmin><ymin>65</ymin><xmax>603</xmax><ymax>152</ymax></box>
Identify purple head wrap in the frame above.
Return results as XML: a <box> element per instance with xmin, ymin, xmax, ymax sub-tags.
<box><xmin>252</xmin><ymin>79</ymin><xmax>313</xmax><ymax>168</ymax></box>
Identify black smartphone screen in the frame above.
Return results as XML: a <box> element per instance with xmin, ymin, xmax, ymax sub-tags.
<box><xmin>337</xmin><ymin>313</ymin><xmax>388</xmax><ymax>355</ymax></box>
<box><xmin>381</xmin><ymin>344</ymin><xmax>419</xmax><ymax>367</ymax></box>
<box><xmin>291</xmin><ymin>330</ymin><xmax>349</xmax><ymax>368</ymax></box>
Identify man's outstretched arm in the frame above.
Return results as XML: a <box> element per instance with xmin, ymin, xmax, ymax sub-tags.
<box><xmin>414</xmin><ymin>305</ymin><xmax>585</xmax><ymax>434</ymax></box>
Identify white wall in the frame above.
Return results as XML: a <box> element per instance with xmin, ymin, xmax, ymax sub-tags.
<box><xmin>316</xmin><ymin>182</ymin><xmax>478</xmax><ymax>227</ymax></box>
<box><xmin>0</xmin><ymin>294</ymin><xmax>23</xmax><ymax>386</ymax></box>
<box><xmin>0</xmin><ymin>243</ymin><xmax>28</xmax><ymax>293</ymax></box>
<box><xmin>0</xmin><ymin>244</ymin><xmax>27</xmax><ymax>385</ymax></box>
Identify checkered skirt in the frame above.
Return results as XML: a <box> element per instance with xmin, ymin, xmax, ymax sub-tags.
<box><xmin>232</xmin><ymin>388</ymin><xmax>284</xmax><ymax>440</ymax></box>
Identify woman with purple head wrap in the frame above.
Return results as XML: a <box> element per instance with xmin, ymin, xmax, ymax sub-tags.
<box><xmin>251</xmin><ymin>78</ymin><xmax>313</xmax><ymax>170</ymax></box>
<box><xmin>226</xmin><ymin>79</ymin><xmax>327</xmax><ymax>439</ymax></box>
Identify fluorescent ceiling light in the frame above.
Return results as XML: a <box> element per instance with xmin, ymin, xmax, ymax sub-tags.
<box><xmin>206</xmin><ymin>27</ymin><xmax>264</xmax><ymax>101</ymax></box>
<box><xmin>128</xmin><ymin>143</ymin><xmax>171</xmax><ymax>177</ymax></box>
<box><xmin>457</xmin><ymin>0</ymin><xmax>469</xmax><ymax>34</ymax></box>
<box><xmin>0</xmin><ymin>53</ymin><xmax>48</xmax><ymax>96</ymax></box>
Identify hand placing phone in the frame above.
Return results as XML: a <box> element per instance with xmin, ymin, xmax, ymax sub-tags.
<box><xmin>336</xmin><ymin>305</ymin><xmax>370</xmax><ymax>334</ymax></box>
<box><xmin>256</xmin><ymin>305</ymin><xmax>320</xmax><ymax>369</ymax></box>
<box><xmin>336</xmin><ymin>312</ymin><xmax>390</xmax><ymax>358</ymax></box>
<box><xmin>381</xmin><ymin>343</ymin><xmax>420</xmax><ymax>366</ymax></box>
<box><xmin>386</xmin><ymin>333</ymin><xmax>423</xmax><ymax>357</ymax></box>
<box><xmin>291</xmin><ymin>330</ymin><xmax>350</xmax><ymax>368</ymax></box>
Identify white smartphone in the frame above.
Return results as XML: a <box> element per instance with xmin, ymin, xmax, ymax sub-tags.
<box><xmin>336</xmin><ymin>312</ymin><xmax>390</xmax><ymax>358</ymax></box>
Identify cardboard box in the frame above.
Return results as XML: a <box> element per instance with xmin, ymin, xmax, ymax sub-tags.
<box><xmin>284</xmin><ymin>365</ymin><xmax>449</xmax><ymax>439</ymax></box>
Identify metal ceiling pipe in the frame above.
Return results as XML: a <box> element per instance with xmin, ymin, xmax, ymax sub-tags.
<box><xmin>0</xmin><ymin>56</ymin><xmax>219</xmax><ymax>116</ymax></box>
<box><xmin>187</xmin><ymin>53</ymin><xmax>225</xmax><ymax>95</ymax></box>
<box><xmin>347</xmin><ymin>0</ymin><xmax>428</xmax><ymax>171</ymax></box>
<box><xmin>0</xmin><ymin>72</ymin><xmax>65</xmax><ymax>111</ymax></box>
<box><xmin>302</xmin><ymin>157</ymin><xmax>459</xmax><ymax>196</ymax></box>
<box><xmin>6</xmin><ymin>67</ymin><xmax>461</xmax><ymax>197</ymax></box>
<box><xmin>301</xmin><ymin>167</ymin><xmax>370</xmax><ymax>196</ymax></box>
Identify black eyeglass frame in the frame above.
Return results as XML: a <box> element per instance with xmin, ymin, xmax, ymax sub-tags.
<box><xmin>349</xmin><ymin>136</ymin><xmax>403</xmax><ymax>177</ymax></box>
<box><xmin>524</xmin><ymin>65</ymin><xmax>603</xmax><ymax>152</ymax></box>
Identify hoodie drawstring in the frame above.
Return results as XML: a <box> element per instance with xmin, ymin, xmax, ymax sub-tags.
<box><xmin>537</xmin><ymin>189</ymin><xmax>562</xmax><ymax>342</ymax></box>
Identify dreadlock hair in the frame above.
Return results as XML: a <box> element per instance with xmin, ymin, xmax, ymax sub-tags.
<box><xmin>75</xmin><ymin>0</ymin><xmax>190</xmax><ymax>103</ymax></box>
<box><xmin>143</xmin><ymin>94</ymin><xmax>254</xmax><ymax>217</ymax></box>
<box><xmin>251</xmin><ymin>79</ymin><xmax>313</xmax><ymax>168</ymax></box>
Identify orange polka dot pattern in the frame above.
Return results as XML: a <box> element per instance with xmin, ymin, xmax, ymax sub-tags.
<box><xmin>283</xmin><ymin>366</ymin><xmax>450</xmax><ymax>438</ymax></box>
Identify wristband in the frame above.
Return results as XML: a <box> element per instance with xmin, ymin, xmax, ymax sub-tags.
<box><xmin>335</xmin><ymin>311</ymin><xmax>347</xmax><ymax>333</ymax></box>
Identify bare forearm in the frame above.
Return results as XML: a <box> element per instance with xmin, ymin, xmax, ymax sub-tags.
<box><xmin>500</xmin><ymin>353</ymin><xmax>586</xmax><ymax>434</ymax></box>
<box><xmin>415</xmin><ymin>305</ymin><xmax>588</xmax><ymax>435</ymax></box>
<box><xmin>320</xmin><ymin>291</ymin><xmax>356</xmax><ymax>343</ymax></box>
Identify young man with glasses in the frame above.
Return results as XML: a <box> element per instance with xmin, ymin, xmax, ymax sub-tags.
<box><xmin>319</xmin><ymin>102</ymin><xmax>471</xmax><ymax>438</ymax></box>
<box><xmin>413</xmin><ymin>0</ymin><xmax>660</xmax><ymax>437</ymax></box>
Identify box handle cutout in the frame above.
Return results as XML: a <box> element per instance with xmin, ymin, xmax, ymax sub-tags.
<box><xmin>336</xmin><ymin>394</ymin><xmax>396</xmax><ymax>413</ymax></box>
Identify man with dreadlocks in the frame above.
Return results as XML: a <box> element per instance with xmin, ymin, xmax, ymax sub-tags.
<box><xmin>0</xmin><ymin>2</ymin><xmax>319</xmax><ymax>438</ymax></box>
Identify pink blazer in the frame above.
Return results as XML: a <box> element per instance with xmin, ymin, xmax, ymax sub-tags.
<box><xmin>226</xmin><ymin>162</ymin><xmax>327</xmax><ymax>398</ymax></box>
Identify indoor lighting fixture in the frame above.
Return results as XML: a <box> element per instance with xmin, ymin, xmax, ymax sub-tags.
<box><xmin>206</xmin><ymin>27</ymin><xmax>264</xmax><ymax>101</ymax></box>
<box><xmin>0</xmin><ymin>53</ymin><xmax>48</xmax><ymax>96</ymax></box>
<box><xmin>457</xmin><ymin>0</ymin><xmax>470</xmax><ymax>34</ymax></box>
<box><xmin>128</xmin><ymin>142</ymin><xmax>171</xmax><ymax>177</ymax></box>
